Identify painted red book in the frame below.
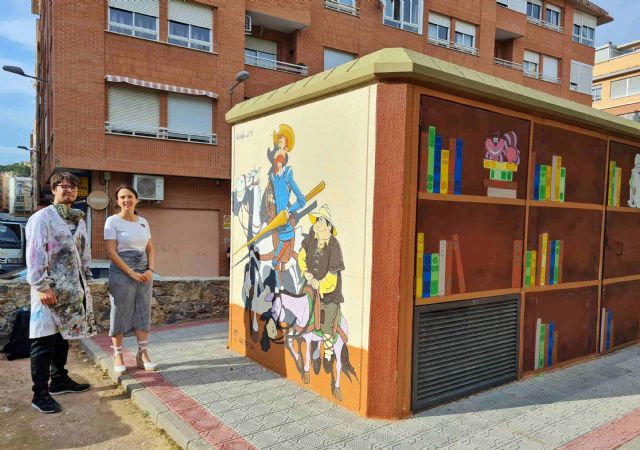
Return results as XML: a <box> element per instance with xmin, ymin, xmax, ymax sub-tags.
<box><xmin>448</xmin><ymin>138</ymin><xmax>456</xmax><ymax>194</ymax></box>
<box><xmin>452</xmin><ymin>234</ymin><xmax>466</xmax><ymax>293</ymax></box>
<box><xmin>484</xmin><ymin>179</ymin><xmax>518</xmax><ymax>190</ymax></box>
<box><xmin>445</xmin><ymin>240</ymin><xmax>453</xmax><ymax>295</ymax></box>
<box><xmin>512</xmin><ymin>240</ymin><xmax>523</xmax><ymax>288</ymax></box>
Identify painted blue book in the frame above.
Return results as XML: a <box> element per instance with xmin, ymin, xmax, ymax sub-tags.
<box><xmin>547</xmin><ymin>321</ymin><xmax>554</xmax><ymax>367</ymax></box>
<box><xmin>433</xmin><ymin>136</ymin><xmax>442</xmax><ymax>194</ymax></box>
<box><xmin>454</xmin><ymin>139</ymin><xmax>463</xmax><ymax>195</ymax></box>
<box><xmin>606</xmin><ymin>311</ymin><xmax>612</xmax><ymax>350</ymax></box>
<box><xmin>533</xmin><ymin>164</ymin><xmax>540</xmax><ymax>201</ymax></box>
<box><xmin>548</xmin><ymin>241</ymin><xmax>556</xmax><ymax>285</ymax></box>
<box><xmin>423</xmin><ymin>253</ymin><xmax>431</xmax><ymax>298</ymax></box>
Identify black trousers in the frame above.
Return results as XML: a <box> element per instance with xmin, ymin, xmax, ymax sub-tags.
<box><xmin>30</xmin><ymin>333</ymin><xmax>69</xmax><ymax>395</ymax></box>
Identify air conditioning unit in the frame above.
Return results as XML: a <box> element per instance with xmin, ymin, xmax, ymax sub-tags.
<box><xmin>133</xmin><ymin>174</ymin><xmax>164</xmax><ymax>201</ymax></box>
<box><xmin>244</xmin><ymin>14</ymin><xmax>252</xmax><ymax>34</ymax></box>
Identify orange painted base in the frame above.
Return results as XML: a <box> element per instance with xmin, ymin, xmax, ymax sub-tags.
<box><xmin>228</xmin><ymin>303</ymin><xmax>369</xmax><ymax>415</ymax></box>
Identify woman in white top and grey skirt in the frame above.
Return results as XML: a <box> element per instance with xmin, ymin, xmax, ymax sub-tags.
<box><xmin>105</xmin><ymin>185</ymin><xmax>157</xmax><ymax>373</ymax></box>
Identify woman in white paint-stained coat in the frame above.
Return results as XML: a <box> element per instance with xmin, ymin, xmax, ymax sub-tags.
<box><xmin>26</xmin><ymin>172</ymin><xmax>96</xmax><ymax>414</ymax></box>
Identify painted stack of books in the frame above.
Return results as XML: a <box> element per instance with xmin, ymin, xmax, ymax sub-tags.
<box><xmin>419</xmin><ymin>126</ymin><xmax>463</xmax><ymax>195</ymax></box>
<box><xmin>533</xmin><ymin>155</ymin><xmax>566</xmax><ymax>202</ymax></box>
<box><xmin>523</xmin><ymin>233</ymin><xmax>564</xmax><ymax>287</ymax></box>
<box><xmin>483</xmin><ymin>159</ymin><xmax>518</xmax><ymax>198</ymax></box>
<box><xmin>599</xmin><ymin>308</ymin><xmax>614</xmax><ymax>352</ymax></box>
<box><xmin>534</xmin><ymin>318</ymin><xmax>558</xmax><ymax>370</ymax></box>
<box><xmin>415</xmin><ymin>233</ymin><xmax>466</xmax><ymax>298</ymax></box>
<box><xmin>607</xmin><ymin>161</ymin><xmax>622</xmax><ymax>206</ymax></box>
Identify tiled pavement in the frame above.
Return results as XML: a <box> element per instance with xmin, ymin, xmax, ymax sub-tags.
<box><xmin>81</xmin><ymin>320</ymin><xmax>640</xmax><ymax>449</ymax></box>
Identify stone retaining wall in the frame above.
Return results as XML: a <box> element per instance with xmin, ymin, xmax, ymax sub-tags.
<box><xmin>0</xmin><ymin>278</ymin><xmax>229</xmax><ymax>344</ymax></box>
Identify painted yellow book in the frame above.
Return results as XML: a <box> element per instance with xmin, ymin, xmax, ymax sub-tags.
<box><xmin>545</xmin><ymin>165</ymin><xmax>552</xmax><ymax>201</ymax></box>
<box><xmin>441</xmin><ymin>150</ymin><xmax>449</xmax><ymax>194</ymax></box>
<box><xmin>530</xmin><ymin>250</ymin><xmax>537</xmax><ymax>287</ymax></box>
<box><xmin>416</xmin><ymin>232</ymin><xmax>424</xmax><ymax>297</ymax></box>
<box><xmin>615</xmin><ymin>167</ymin><xmax>622</xmax><ymax>207</ymax></box>
<box><xmin>554</xmin><ymin>157</ymin><xmax>562</xmax><ymax>202</ymax></box>
<box><xmin>539</xmin><ymin>233</ymin><xmax>548</xmax><ymax>286</ymax></box>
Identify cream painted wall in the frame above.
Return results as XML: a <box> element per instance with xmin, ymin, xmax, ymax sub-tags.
<box><xmin>230</xmin><ymin>85</ymin><xmax>377</xmax><ymax>350</ymax></box>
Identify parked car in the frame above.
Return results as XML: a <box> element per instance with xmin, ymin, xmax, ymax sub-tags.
<box><xmin>0</xmin><ymin>259</ymin><xmax>162</xmax><ymax>281</ymax></box>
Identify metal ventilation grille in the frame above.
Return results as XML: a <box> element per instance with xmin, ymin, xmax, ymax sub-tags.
<box><xmin>412</xmin><ymin>295</ymin><xmax>520</xmax><ymax>411</ymax></box>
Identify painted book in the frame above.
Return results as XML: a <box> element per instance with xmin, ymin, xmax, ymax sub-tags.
<box><xmin>558</xmin><ymin>240</ymin><xmax>564</xmax><ymax>284</ymax></box>
<box><xmin>548</xmin><ymin>240</ymin><xmax>556</xmax><ymax>285</ymax></box>
<box><xmin>539</xmin><ymin>165</ymin><xmax>547</xmax><ymax>201</ymax></box>
<box><xmin>539</xmin><ymin>323</ymin><xmax>546</xmax><ymax>369</ymax></box>
<box><xmin>433</xmin><ymin>136</ymin><xmax>442</xmax><ymax>194</ymax></box>
<box><xmin>530</xmin><ymin>250</ymin><xmax>537</xmax><ymax>287</ymax></box>
<box><xmin>423</xmin><ymin>253</ymin><xmax>430</xmax><ymax>298</ymax></box>
<box><xmin>512</xmin><ymin>240</ymin><xmax>523</xmax><ymax>288</ymax></box>
<box><xmin>533</xmin><ymin>163</ymin><xmax>540</xmax><ymax>201</ymax></box>
<box><xmin>427</xmin><ymin>126</ymin><xmax>435</xmax><ymax>193</ymax></box>
<box><xmin>415</xmin><ymin>232</ymin><xmax>424</xmax><ymax>298</ymax></box>
<box><xmin>608</xmin><ymin>161</ymin><xmax>615</xmax><ymax>206</ymax></box>
<box><xmin>484</xmin><ymin>179</ymin><xmax>518</xmax><ymax>190</ymax></box>
<box><xmin>551</xmin><ymin>156</ymin><xmax>559</xmax><ymax>201</ymax></box>
<box><xmin>615</xmin><ymin>167</ymin><xmax>622</xmax><ymax>207</ymax></box>
<box><xmin>445</xmin><ymin>240</ymin><xmax>453</xmax><ymax>295</ymax></box>
<box><xmin>545</xmin><ymin>164</ymin><xmax>552</xmax><ymax>201</ymax></box>
<box><xmin>538</xmin><ymin>233</ymin><xmax>549</xmax><ymax>286</ymax></box>
<box><xmin>438</xmin><ymin>240</ymin><xmax>446</xmax><ymax>296</ymax></box>
<box><xmin>452</xmin><ymin>234</ymin><xmax>466</xmax><ymax>293</ymax></box>
<box><xmin>440</xmin><ymin>150</ymin><xmax>449</xmax><ymax>194</ymax></box>
<box><xmin>430</xmin><ymin>253</ymin><xmax>440</xmax><ymax>297</ymax></box>
<box><xmin>487</xmin><ymin>187</ymin><xmax>517</xmax><ymax>199</ymax></box>
<box><xmin>600</xmin><ymin>307</ymin><xmax>606</xmax><ymax>352</ymax></box>
<box><xmin>454</xmin><ymin>139</ymin><xmax>463</xmax><ymax>195</ymax></box>
<box><xmin>524</xmin><ymin>250</ymin><xmax>532</xmax><ymax>287</ymax></box>
<box><xmin>448</xmin><ymin>138</ymin><xmax>456</xmax><ymax>195</ymax></box>
<box><xmin>553</xmin><ymin>240</ymin><xmax>560</xmax><ymax>285</ymax></box>
<box><xmin>606</xmin><ymin>310</ymin><xmax>612</xmax><ymax>350</ymax></box>
<box><xmin>547</xmin><ymin>322</ymin><xmax>555</xmax><ymax>367</ymax></box>
<box><xmin>534</xmin><ymin>318</ymin><xmax>541</xmax><ymax>370</ymax></box>
<box><xmin>552</xmin><ymin>330</ymin><xmax>558</xmax><ymax>365</ymax></box>
<box><xmin>559</xmin><ymin>167</ymin><xmax>566</xmax><ymax>202</ymax></box>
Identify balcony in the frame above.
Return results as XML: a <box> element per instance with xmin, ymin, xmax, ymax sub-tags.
<box><xmin>428</xmin><ymin>36</ymin><xmax>479</xmax><ymax>56</ymax></box>
<box><xmin>526</xmin><ymin>16</ymin><xmax>563</xmax><ymax>33</ymax></box>
<box><xmin>105</xmin><ymin>122</ymin><xmax>218</xmax><ymax>145</ymax></box>
<box><xmin>244</xmin><ymin>54</ymin><xmax>308</xmax><ymax>76</ymax></box>
<box><xmin>494</xmin><ymin>57</ymin><xmax>523</xmax><ymax>71</ymax></box>
<box><xmin>524</xmin><ymin>71</ymin><xmax>560</xmax><ymax>84</ymax></box>
<box><xmin>493</xmin><ymin>58</ymin><xmax>560</xmax><ymax>84</ymax></box>
<box><xmin>324</xmin><ymin>0</ymin><xmax>359</xmax><ymax>17</ymax></box>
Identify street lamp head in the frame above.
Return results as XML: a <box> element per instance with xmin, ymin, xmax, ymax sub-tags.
<box><xmin>235</xmin><ymin>71</ymin><xmax>250</xmax><ymax>83</ymax></box>
<box><xmin>2</xmin><ymin>65</ymin><xmax>25</xmax><ymax>76</ymax></box>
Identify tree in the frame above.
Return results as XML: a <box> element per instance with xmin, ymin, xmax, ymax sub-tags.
<box><xmin>0</xmin><ymin>163</ymin><xmax>31</xmax><ymax>177</ymax></box>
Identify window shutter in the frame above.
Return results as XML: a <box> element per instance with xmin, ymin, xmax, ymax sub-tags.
<box><xmin>611</xmin><ymin>79</ymin><xmax>626</xmax><ymax>98</ymax></box>
<box><xmin>168</xmin><ymin>0</ymin><xmax>212</xmax><ymax>29</ymax></box>
<box><xmin>324</xmin><ymin>48</ymin><xmax>355</xmax><ymax>71</ymax></box>
<box><xmin>581</xmin><ymin>12</ymin><xmax>597</xmax><ymax>29</ymax></box>
<box><xmin>629</xmin><ymin>76</ymin><xmax>640</xmax><ymax>96</ymax></box>
<box><xmin>429</xmin><ymin>12</ymin><xmax>450</xmax><ymax>28</ymax></box>
<box><xmin>245</xmin><ymin>36</ymin><xmax>277</xmax><ymax>54</ymax></box>
<box><xmin>573</xmin><ymin>11</ymin><xmax>583</xmax><ymax>26</ymax></box>
<box><xmin>168</xmin><ymin>94</ymin><xmax>212</xmax><ymax>135</ymax></box>
<box><xmin>542</xmin><ymin>55</ymin><xmax>558</xmax><ymax>79</ymax></box>
<box><xmin>578</xmin><ymin>63</ymin><xmax>593</xmax><ymax>94</ymax></box>
<box><xmin>510</xmin><ymin>0</ymin><xmax>526</xmax><ymax>14</ymax></box>
<box><xmin>108</xmin><ymin>0</ymin><xmax>159</xmax><ymax>16</ymax></box>
<box><xmin>529</xmin><ymin>0</ymin><xmax>542</xmax><ymax>6</ymax></box>
<box><xmin>524</xmin><ymin>50</ymin><xmax>539</xmax><ymax>65</ymax></box>
<box><xmin>546</xmin><ymin>3</ymin><xmax>561</xmax><ymax>14</ymax></box>
<box><xmin>108</xmin><ymin>86</ymin><xmax>159</xmax><ymax>131</ymax></box>
<box><xmin>455</xmin><ymin>20</ymin><xmax>476</xmax><ymax>37</ymax></box>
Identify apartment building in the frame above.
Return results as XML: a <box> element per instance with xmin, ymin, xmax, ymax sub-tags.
<box><xmin>31</xmin><ymin>0</ymin><xmax>611</xmax><ymax>276</ymax></box>
<box><xmin>592</xmin><ymin>41</ymin><xmax>640</xmax><ymax>122</ymax></box>
<box><xmin>8</xmin><ymin>177</ymin><xmax>34</xmax><ymax>217</ymax></box>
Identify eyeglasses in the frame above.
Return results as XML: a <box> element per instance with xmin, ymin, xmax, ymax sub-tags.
<box><xmin>57</xmin><ymin>184</ymin><xmax>78</xmax><ymax>191</ymax></box>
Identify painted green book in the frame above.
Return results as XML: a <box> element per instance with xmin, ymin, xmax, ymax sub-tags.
<box><xmin>427</xmin><ymin>126</ymin><xmax>436</xmax><ymax>193</ymax></box>
<box><xmin>524</xmin><ymin>251</ymin><xmax>532</xmax><ymax>287</ymax></box>
<box><xmin>539</xmin><ymin>323</ymin><xmax>546</xmax><ymax>369</ymax></box>
<box><xmin>539</xmin><ymin>165</ymin><xmax>548</xmax><ymax>200</ymax></box>
<box><xmin>430</xmin><ymin>253</ymin><xmax>440</xmax><ymax>296</ymax></box>
<box><xmin>559</xmin><ymin>167</ymin><xmax>566</xmax><ymax>202</ymax></box>
<box><xmin>553</xmin><ymin>240</ymin><xmax>560</xmax><ymax>284</ymax></box>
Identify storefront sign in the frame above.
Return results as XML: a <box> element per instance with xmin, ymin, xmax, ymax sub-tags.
<box><xmin>87</xmin><ymin>190</ymin><xmax>109</xmax><ymax>210</ymax></box>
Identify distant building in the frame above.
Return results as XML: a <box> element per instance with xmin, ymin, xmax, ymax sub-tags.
<box><xmin>593</xmin><ymin>41</ymin><xmax>640</xmax><ymax>121</ymax></box>
<box><xmin>9</xmin><ymin>177</ymin><xmax>34</xmax><ymax>216</ymax></box>
<box><xmin>0</xmin><ymin>173</ymin><xmax>11</xmax><ymax>212</ymax></box>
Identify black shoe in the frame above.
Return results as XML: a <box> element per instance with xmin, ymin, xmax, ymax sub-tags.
<box><xmin>32</xmin><ymin>392</ymin><xmax>61</xmax><ymax>414</ymax></box>
<box><xmin>49</xmin><ymin>377</ymin><xmax>91</xmax><ymax>395</ymax></box>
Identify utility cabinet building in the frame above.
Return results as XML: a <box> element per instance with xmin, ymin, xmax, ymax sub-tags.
<box><xmin>226</xmin><ymin>48</ymin><xmax>640</xmax><ymax>418</ymax></box>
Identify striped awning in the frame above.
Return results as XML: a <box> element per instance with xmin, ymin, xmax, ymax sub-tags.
<box><xmin>105</xmin><ymin>75</ymin><xmax>218</xmax><ymax>99</ymax></box>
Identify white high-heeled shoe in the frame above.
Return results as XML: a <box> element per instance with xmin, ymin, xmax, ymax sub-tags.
<box><xmin>112</xmin><ymin>346</ymin><xmax>126</xmax><ymax>374</ymax></box>
<box><xmin>136</xmin><ymin>341</ymin><xmax>157</xmax><ymax>371</ymax></box>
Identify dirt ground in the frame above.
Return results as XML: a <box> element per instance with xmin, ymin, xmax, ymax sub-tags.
<box><xmin>0</xmin><ymin>342</ymin><xmax>179</xmax><ymax>450</ymax></box>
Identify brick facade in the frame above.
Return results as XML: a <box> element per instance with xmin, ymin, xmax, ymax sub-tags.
<box><xmin>32</xmin><ymin>0</ymin><xmax>609</xmax><ymax>276</ymax></box>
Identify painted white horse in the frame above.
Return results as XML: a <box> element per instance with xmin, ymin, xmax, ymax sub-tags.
<box><xmin>263</xmin><ymin>291</ymin><xmax>356</xmax><ymax>401</ymax></box>
<box><xmin>233</xmin><ymin>168</ymin><xmax>303</xmax><ymax>333</ymax></box>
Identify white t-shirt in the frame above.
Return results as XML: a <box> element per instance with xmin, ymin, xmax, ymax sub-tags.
<box><xmin>104</xmin><ymin>215</ymin><xmax>151</xmax><ymax>252</ymax></box>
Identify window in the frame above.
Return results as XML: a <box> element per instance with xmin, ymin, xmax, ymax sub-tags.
<box><xmin>428</xmin><ymin>12</ymin><xmax>450</xmax><ymax>43</ymax></box>
<box><xmin>168</xmin><ymin>0</ymin><xmax>213</xmax><ymax>51</ymax></box>
<box><xmin>324</xmin><ymin>48</ymin><xmax>355</xmax><ymax>71</ymax></box>
<box><xmin>496</xmin><ymin>0</ymin><xmax>526</xmax><ymax>14</ymax></box>
<box><xmin>324</xmin><ymin>0</ymin><xmax>359</xmax><ymax>16</ymax></box>
<box><xmin>592</xmin><ymin>85</ymin><xmax>602</xmax><ymax>102</ymax></box>
<box><xmin>523</xmin><ymin>50</ymin><xmax>540</xmax><ymax>76</ymax></box>
<box><xmin>569</xmin><ymin>60</ymin><xmax>593</xmax><ymax>94</ymax></box>
<box><xmin>245</xmin><ymin>37</ymin><xmax>277</xmax><ymax>69</ymax></box>
<box><xmin>610</xmin><ymin>75</ymin><xmax>640</xmax><ymax>99</ymax></box>
<box><xmin>526</xmin><ymin>1</ymin><xmax>541</xmax><ymax>20</ymax></box>
<box><xmin>454</xmin><ymin>20</ymin><xmax>476</xmax><ymax>52</ymax></box>
<box><xmin>108</xmin><ymin>7</ymin><xmax>158</xmax><ymax>40</ymax></box>
<box><xmin>619</xmin><ymin>112</ymin><xmax>640</xmax><ymax>123</ymax></box>
<box><xmin>384</xmin><ymin>0</ymin><xmax>423</xmax><ymax>34</ymax></box>
<box><xmin>545</xmin><ymin>4</ymin><xmax>561</xmax><ymax>28</ymax></box>
<box><xmin>541</xmin><ymin>55</ymin><xmax>559</xmax><ymax>83</ymax></box>
<box><xmin>573</xmin><ymin>11</ymin><xmax>596</xmax><ymax>46</ymax></box>
<box><xmin>107</xmin><ymin>86</ymin><xmax>160</xmax><ymax>136</ymax></box>
<box><xmin>167</xmin><ymin>94</ymin><xmax>213</xmax><ymax>143</ymax></box>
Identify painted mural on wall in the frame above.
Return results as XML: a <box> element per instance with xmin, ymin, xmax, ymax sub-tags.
<box><xmin>628</xmin><ymin>153</ymin><xmax>640</xmax><ymax>208</ymax></box>
<box><xmin>483</xmin><ymin>130</ymin><xmax>521</xmax><ymax>199</ymax></box>
<box><xmin>232</xmin><ymin>123</ymin><xmax>359</xmax><ymax>401</ymax></box>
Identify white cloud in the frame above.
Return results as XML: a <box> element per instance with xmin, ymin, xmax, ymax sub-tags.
<box><xmin>0</xmin><ymin>18</ymin><xmax>36</xmax><ymax>50</ymax></box>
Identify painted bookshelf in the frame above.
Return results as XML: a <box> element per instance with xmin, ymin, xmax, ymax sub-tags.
<box><xmin>414</xmin><ymin>93</ymin><xmax>640</xmax><ymax>381</ymax></box>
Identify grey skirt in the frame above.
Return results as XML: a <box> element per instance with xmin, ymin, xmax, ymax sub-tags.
<box><xmin>108</xmin><ymin>250</ymin><xmax>153</xmax><ymax>336</ymax></box>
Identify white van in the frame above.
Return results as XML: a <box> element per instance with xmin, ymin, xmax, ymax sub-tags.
<box><xmin>0</xmin><ymin>220</ymin><xmax>26</xmax><ymax>274</ymax></box>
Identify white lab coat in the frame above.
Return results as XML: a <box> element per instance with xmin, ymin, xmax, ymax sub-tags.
<box><xmin>26</xmin><ymin>205</ymin><xmax>96</xmax><ymax>339</ymax></box>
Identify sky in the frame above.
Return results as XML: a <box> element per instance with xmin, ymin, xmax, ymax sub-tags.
<box><xmin>0</xmin><ymin>0</ymin><xmax>638</xmax><ymax>165</ymax></box>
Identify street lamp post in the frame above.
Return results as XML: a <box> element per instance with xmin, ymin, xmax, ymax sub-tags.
<box><xmin>2</xmin><ymin>65</ymin><xmax>49</xmax><ymax>83</ymax></box>
<box><xmin>229</xmin><ymin>70</ymin><xmax>250</xmax><ymax>105</ymax></box>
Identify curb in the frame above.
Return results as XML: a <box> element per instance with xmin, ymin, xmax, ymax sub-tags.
<box><xmin>80</xmin><ymin>338</ymin><xmax>214</xmax><ymax>450</ymax></box>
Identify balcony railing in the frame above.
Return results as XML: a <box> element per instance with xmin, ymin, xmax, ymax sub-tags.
<box><xmin>427</xmin><ymin>36</ymin><xmax>479</xmax><ymax>56</ymax></box>
<box><xmin>526</xmin><ymin>16</ymin><xmax>563</xmax><ymax>33</ymax></box>
<box><xmin>494</xmin><ymin>57</ymin><xmax>524</xmax><ymax>71</ymax></box>
<box><xmin>324</xmin><ymin>0</ymin><xmax>359</xmax><ymax>16</ymax></box>
<box><xmin>523</xmin><ymin>70</ymin><xmax>560</xmax><ymax>84</ymax></box>
<box><xmin>105</xmin><ymin>122</ymin><xmax>218</xmax><ymax>145</ymax></box>
<box><xmin>244</xmin><ymin>54</ymin><xmax>308</xmax><ymax>75</ymax></box>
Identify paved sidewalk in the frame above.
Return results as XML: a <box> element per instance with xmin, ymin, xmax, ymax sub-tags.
<box><xmin>81</xmin><ymin>320</ymin><xmax>640</xmax><ymax>449</ymax></box>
